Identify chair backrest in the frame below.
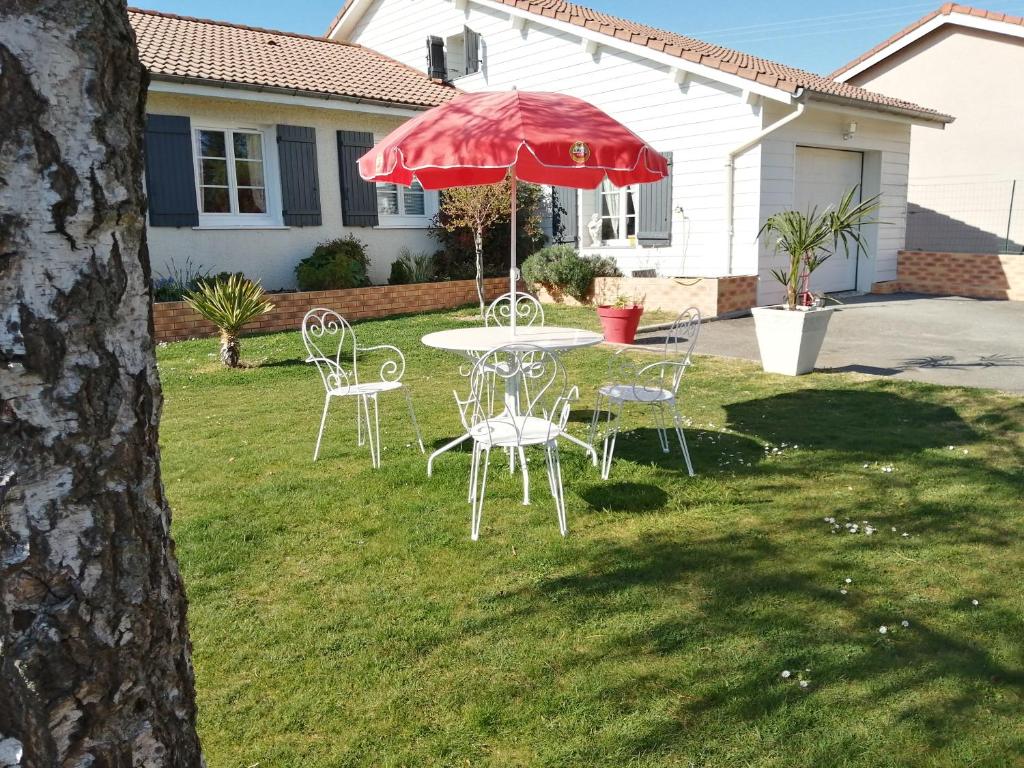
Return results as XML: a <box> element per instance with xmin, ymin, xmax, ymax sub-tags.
<box><xmin>301</xmin><ymin>308</ymin><xmax>357</xmax><ymax>393</ymax></box>
<box><xmin>485</xmin><ymin>292</ymin><xmax>545</xmax><ymax>328</ymax></box>
<box><xmin>455</xmin><ymin>344</ymin><xmax>573</xmax><ymax>444</ymax></box>
<box><xmin>663</xmin><ymin>306</ymin><xmax>701</xmax><ymax>392</ymax></box>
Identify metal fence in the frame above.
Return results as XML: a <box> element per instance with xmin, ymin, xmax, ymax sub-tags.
<box><xmin>906</xmin><ymin>179</ymin><xmax>1024</xmax><ymax>254</ymax></box>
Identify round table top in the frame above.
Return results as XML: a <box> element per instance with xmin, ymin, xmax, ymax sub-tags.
<box><xmin>421</xmin><ymin>325</ymin><xmax>603</xmax><ymax>353</ymax></box>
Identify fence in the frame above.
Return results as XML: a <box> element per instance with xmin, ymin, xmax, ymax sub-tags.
<box><xmin>906</xmin><ymin>179</ymin><xmax>1024</xmax><ymax>254</ymax></box>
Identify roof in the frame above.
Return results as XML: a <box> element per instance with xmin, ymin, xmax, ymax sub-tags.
<box><xmin>326</xmin><ymin>0</ymin><xmax>951</xmax><ymax>121</ymax></box>
<box><xmin>830</xmin><ymin>4</ymin><xmax>1024</xmax><ymax>80</ymax></box>
<box><xmin>128</xmin><ymin>8</ymin><xmax>456</xmax><ymax>109</ymax></box>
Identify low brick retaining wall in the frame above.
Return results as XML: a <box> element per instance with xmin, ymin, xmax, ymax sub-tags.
<box><xmin>534</xmin><ymin>275</ymin><xmax>758</xmax><ymax>318</ymax></box>
<box><xmin>872</xmin><ymin>250</ymin><xmax>1024</xmax><ymax>300</ymax></box>
<box><xmin>153</xmin><ymin>277</ymin><xmax>509</xmax><ymax>343</ymax></box>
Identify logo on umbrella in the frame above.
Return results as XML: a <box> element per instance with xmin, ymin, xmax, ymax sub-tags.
<box><xmin>569</xmin><ymin>140</ymin><xmax>591</xmax><ymax>165</ymax></box>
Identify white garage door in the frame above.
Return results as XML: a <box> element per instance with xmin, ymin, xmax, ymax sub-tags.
<box><xmin>794</xmin><ymin>146</ymin><xmax>863</xmax><ymax>293</ymax></box>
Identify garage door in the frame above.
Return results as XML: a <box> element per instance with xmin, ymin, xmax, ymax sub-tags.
<box><xmin>794</xmin><ymin>146</ymin><xmax>863</xmax><ymax>293</ymax></box>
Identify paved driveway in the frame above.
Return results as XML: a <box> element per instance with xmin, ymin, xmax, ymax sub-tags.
<box><xmin>636</xmin><ymin>293</ymin><xmax>1024</xmax><ymax>392</ymax></box>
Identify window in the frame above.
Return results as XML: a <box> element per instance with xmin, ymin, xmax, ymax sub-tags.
<box><xmin>598</xmin><ymin>180</ymin><xmax>638</xmax><ymax>244</ymax></box>
<box><xmin>193</xmin><ymin>126</ymin><xmax>278</xmax><ymax>225</ymax></box>
<box><xmin>376</xmin><ymin>180</ymin><xmax>433</xmax><ymax>225</ymax></box>
<box><xmin>444</xmin><ymin>27</ymin><xmax>481</xmax><ymax>79</ymax></box>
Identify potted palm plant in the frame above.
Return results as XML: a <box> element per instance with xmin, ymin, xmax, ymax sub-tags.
<box><xmin>183</xmin><ymin>274</ymin><xmax>275</xmax><ymax>367</ymax></box>
<box><xmin>753</xmin><ymin>188</ymin><xmax>879</xmax><ymax>375</ymax></box>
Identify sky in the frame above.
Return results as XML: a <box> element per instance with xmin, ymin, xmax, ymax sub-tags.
<box><xmin>137</xmin><ymin>0</ymin><xmax>1024</xmax><ymax>74</ymax></box>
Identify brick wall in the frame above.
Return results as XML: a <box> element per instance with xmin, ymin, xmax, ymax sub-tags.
<box><xmin>871</xmin><ymin>251</ymin><xmax>1024</xmax><ymax>300</ymax></box>
<box><xmin>534</xmin><ymin>275</ymin><xmax>758</xmax><ymax>319</ymax></box>
<box><xmin>153</xmin><ymin>277</ymin><xmax>510</xmax><ymax>342</ymax></box>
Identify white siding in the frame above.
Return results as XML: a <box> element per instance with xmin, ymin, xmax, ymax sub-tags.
<box><xmin>146</xmin><ymin>91</ymin><xmax>438</xmax><ymax>289</ymax></box>
<box><xmin>756</xmin><ymin>103</ymin><xmax>911</xmax><ymax>304</ymax></box>
<box><xmin>344</xmin><ymin>0</ymin><xmax>766</xmax><ymax>278</ymax></box>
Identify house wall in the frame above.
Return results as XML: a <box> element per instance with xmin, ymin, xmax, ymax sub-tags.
<box><xmin>756</xmin><ymin>102</ymin><xmax>912</xmax><ymax>304</ymax></box>
<box><xmin>146</xmin><ymin>91</ymin><xmax>437</xmax><ymax>290</ymax></box>
<box><xmin>846</xmin><ymin>25</ymin><xmax>1024</xmax><ymax>252</ymax></box>
<box><xmin>340</xmin><ymin>0</ymin><xmax>767</xmax><ymax>280</ymax></box>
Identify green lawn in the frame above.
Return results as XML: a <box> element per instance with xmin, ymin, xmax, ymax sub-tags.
<box><xmin>157</xmin><ymin>304</ymin><xmax>1024</xmax><ymax>767</ymax></box>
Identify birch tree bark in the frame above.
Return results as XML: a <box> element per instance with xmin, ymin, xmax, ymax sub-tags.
<box><xmin>0</xmin><ymin>1</ymin><xmax>203</xmax><ymax>765</ymax></box>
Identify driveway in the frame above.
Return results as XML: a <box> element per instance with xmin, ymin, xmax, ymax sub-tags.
<box><xmin>636</xmin><ymin>293</ymin><xmax>1024</xmax><ymax>392</ymax></box>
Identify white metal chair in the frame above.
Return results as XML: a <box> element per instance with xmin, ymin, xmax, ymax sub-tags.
<box><xmin>589</xmin><ymin>307</ymin><xmax>701</xmax><ymax>479</ymax></box>
<box><xmin>484</xmin><ymin>291</ymin><xmax>546</xmax><ymax>328</ymax></box>
<box><xmin>301</xmin><ymin>308</ymin><xmax>424</xmax><ymax>468</ymax></box>
<box><xmin>454</xmin><ymin>344</ymin><xmax>578</xmax><ymax>540</ymax></box>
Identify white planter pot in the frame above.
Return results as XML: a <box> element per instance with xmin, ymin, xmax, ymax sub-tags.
<box><xmin>751</xmin><ymin>305</ymin><xmax>834</xmax><ymax>376</ymax></box>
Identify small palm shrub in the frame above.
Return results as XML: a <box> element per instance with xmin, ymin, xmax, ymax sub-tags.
<box><xmin>521</xmin><ymin>245</ymin><xmax>620</xmax><ymax>302</ymax></box>
<box><xmin>183</xmin><ymin>274</ymin><xmax>274</xmax><ymax>367</ymax></box>
<box><xmin>759</xmin><ymin>187</ymin><xmax>880</xmax><ymax>310</ymax></box>
<box><xmin>388</xmin><ymin>248</ymin><xmax>435</xmax><ymax>285</ymax></box>
<box><xmin>295</xmin><ymin>235</ymin><xmax>370</xmax><ymax>291</ymax></box>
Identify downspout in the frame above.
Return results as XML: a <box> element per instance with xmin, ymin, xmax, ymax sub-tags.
<box><xmin>725</xmin><ymin>99</ymin><xmax>806</xmax><ymax>274</ymax></box>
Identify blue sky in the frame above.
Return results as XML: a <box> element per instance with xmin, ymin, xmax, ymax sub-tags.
<box><xmin>137</xmin><ymin>0</ymin><xmax>1024</xmax><ymax>73</ymax></box>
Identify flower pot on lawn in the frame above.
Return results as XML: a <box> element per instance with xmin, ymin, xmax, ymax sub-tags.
<box><xmin>597</xmin><ymin>305</ymin><xmax>644</xmax><ymax>344</ymax></box>
<box><xmin>752</xmin><ymin>305</ymin><xmax>833</xmax><ymax>376</ymax></box>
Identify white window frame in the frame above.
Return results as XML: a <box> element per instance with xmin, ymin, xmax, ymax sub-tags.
<box><xmin>375</xmin><ymin>181</ymin><xmax>438</xmax><ymax>228</ymax></box>
<box><xmin>191</xmin><ymin>122</ymin><xmax>282</xmax><ymax>228</ymax></box>
<box><xmin>596</xmin><ymin>181</ymin><xmax>640</xmax><ymax>247</ymax></box>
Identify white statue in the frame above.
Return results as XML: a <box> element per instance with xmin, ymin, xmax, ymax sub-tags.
<box><xmin>587</xmin><ymin>213</ymin><xmax>602</xmax><ymax>246</ymax></box>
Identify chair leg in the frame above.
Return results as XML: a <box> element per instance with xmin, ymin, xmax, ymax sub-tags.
<box><xmin>403</xmin><ymin>387</ymin><xmax>425</xmax><ymax>453</ymax></box>
<box><xmin>545</xmin><ymin>442</ymin><xmax>568</xmax><ymax>536</ymax></box>
<box><xmin>313</xmin><ymin>396</ymin><xmax>331</xmax><ymax>462</ymax></box>
<box><xmin>589</xmin><ymin>391</ymin><xmax>605</xmax><ymax>446</ymax></box>
<box><xmin>600</xmin><ymin>400</ymin><xmax>623</xmax><ymax>480</ymax></box>
<box><xmin>356</xmin><ymin>395</ymin><xmax>364</xmax><ymax>446</ymax></box>
<box><xmin>371</xmin><ymin>394</ymin><xmax>382</xmax><ymax>469</ymax></box>
<box><xmin>671</xmin><ymin>401</ymin><xmax>695</xmax><ymax>477</ymax></box>
<box><xmin>428</xmin><ymin>432</ymin><xmax>472</xmax><ymax>478</ymax></box>
<box><xmin>470</xmin><ymin>446</ymin><xmax>491</xmax><ymax>541</ymax></box>
<box><xmin>469</xmin><ymin>441</ymin><xmax>480</xmax><ymax>504</ymax></box>
<box><xmin>360</xmin><ymin>395</ymin><xmax>378</xmax><ymax>469</ymax></box>
<box><xmin>518</xmin><ymin>446</ymin><xmax>530</xmax><ymax>505</ymax></box>
<box><xmin>654</xmin><ymin>403</ymin><xmax>670</xmax><ymax>453</ymax></box>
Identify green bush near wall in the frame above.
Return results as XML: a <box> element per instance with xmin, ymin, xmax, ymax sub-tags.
<box><xmin>296</xmin><ymin>236</ymin><xmax>371</xmax><ymax>291</ymax></box>
<box><xmin>521</xmin><ymin>245</ymin><xmax>621</xmax><ymax>302</ymax></box>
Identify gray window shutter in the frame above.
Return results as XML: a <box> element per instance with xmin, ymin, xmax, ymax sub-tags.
<box><xmin>143</xmin><ymin>114</ymin><xmax>198</xmax><ymax>227</ymax></box>
<box><xmin>277</xmin><ymin>125</ymin><xmax>321</xmax><ymax>226</ymax></box>
<box><xmin>464</xmin><ymin>27</ymin><xmax>480</xmax><ymax>74</ymax></box>
<box><xmin>426</xmin><ymin>36</ymin><xmax>447</xmax><ymax>80</ymax></box>
<box><xmin>638</xmin><ymin>151</ymin><xmax>673</xmax><ymax>246</ymax></box>
<box><xmin>337</xmin><ymin>130</ymin><xmax>379</xmax><ymax>227</ymax></box>
<box><xmin>552</xmin><ymin>186</ymin><xmax>578</xmax><ymax>245</ymax></box>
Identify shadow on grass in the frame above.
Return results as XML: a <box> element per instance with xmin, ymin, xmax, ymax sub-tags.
<box><xmin>471</xmin><ymin>531</ymin><xmax>1024</xmax><ymax>761</ymax></box>
<box><xmin>593</xmin><ymin>427</ymin><xmax>765</xmax><ymax>476</ymax></box>
<box><xmin>579</xmin><ymin>482</ymin><xmax>669</xmax><ymax>512</ymax></box>
<box><xmin>724</xmin><ymin>386</ymin><xmax>978</xmax><ymax>457</ymax></box>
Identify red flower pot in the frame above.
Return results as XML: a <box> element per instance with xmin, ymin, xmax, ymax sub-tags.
<box><xmin>596</xmin><ymin>305</ymin><xmax>644</xmax><ymax>344</ymax></box>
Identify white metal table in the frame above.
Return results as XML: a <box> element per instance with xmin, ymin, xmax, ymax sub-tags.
<box><xmin>422</xmin><ymin>325</ymin><xmax>603</xmax><ymax>478</ymax></box>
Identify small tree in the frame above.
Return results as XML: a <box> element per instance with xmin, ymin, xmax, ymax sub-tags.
<box><xmin>184</xmin><ymin>275</ymin><xmax>275</xmax><ymax>367</ymax></box>
<box><xmin>436</xmin><ymin>178</ymin><xmax>514</xmax><ymax>314</ymax></box>
<box><xmin>758</xmin><ymin>187</ymin><xmax>881</xmax><ymax>310</ymax></box>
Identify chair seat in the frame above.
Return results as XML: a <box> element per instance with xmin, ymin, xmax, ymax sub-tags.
<box><xmin>599</xmin><ymin>383</ymin><xmax>674</xmax><ymax>403</ymax></box>
<box><xmin>470</xmin><ymin>416</ymin><xmax>559</xmax><ymax>448</ymax></box>
<box><xmin>329</xmin><ymin>380</ymin><xmax>403</xmax><ymax>397</ymax></box>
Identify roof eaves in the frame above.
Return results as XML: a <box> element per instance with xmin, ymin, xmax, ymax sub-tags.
<box><xmin>804</xmin><ymin>91</ymin><xmax>954</xmax><ymax>125</ymax></box>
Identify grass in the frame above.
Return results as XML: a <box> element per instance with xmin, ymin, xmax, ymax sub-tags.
<box><xmin>157</xmin><ymin>304</ymin><xmax>1024</xmax><ymax>767</ymax></box>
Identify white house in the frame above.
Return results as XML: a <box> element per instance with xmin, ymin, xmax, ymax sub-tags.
<box><xmin>831</xmin><ymin>4</ymin><xmax>1024</xmax><ymax>254</ymax></box>
<box><xmin>327</xmin><ymin>0</ymin><xmax>953</xmax><ymax>304</ymax></box>
<box><xmin>131</xmin><ymin>9</ymin><xmax>455</xmax><ymax>290</ymax></box>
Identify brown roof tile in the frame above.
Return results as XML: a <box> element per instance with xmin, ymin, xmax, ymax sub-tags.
<box><xmin>129</xmin><ymin>8</ymin><xmax>456</xmax><ymax>108</ymax></box>
<box><xmin>830</xmin><ymin>4</ymin><xmax>1024</xmax><ymax>80</ymax></box>
<box><xmin>326</xmin><ymin>0</ymin><xmax>950</xmax><ymax>120</ymax></box>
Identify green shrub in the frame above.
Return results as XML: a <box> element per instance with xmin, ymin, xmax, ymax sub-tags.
<box><xmin>295</xmin><ymin>236</ymin><xmax>370</xmax><ymax>291</ymax></box>
<box><xmin>152</xmin><ymin>257</ymin><xmax>209</xmax><ymax>302</ymax></box>
<box><xmin>388</xmin><ymin>248</ymin><xmax>435</xmax><ymax>285</ymax></box>
<box><xmin>521</xmin><ymin>245</ymin><xmax>621</xmax><ymax>301</ymax></box>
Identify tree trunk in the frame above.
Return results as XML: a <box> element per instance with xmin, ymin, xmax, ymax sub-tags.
<box><xmin>473</xmin><ymin>227</ymin><xmax>485</xmax><ymax>316</ymax></box>
<box><xmin>219</xmin><ymin>332</ymin><xmax>240</xmax><ymax>368</ymax></box>
<box><xmin>0</xmin><ymin>2</ymin><xmax>203</xmax><ymax>766</ymax></box>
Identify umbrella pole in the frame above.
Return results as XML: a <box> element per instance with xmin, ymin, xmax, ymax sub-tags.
<box><xmin>509</xmin><ymin>166</ymin><xmax>517</xmax><ymax>336</ymax></box>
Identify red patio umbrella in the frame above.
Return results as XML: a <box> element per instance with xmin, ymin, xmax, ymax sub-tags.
<box><xmin>358</xmin><ymin>90</ymin><xmax>669</xmax><ymax>332</ymax></box>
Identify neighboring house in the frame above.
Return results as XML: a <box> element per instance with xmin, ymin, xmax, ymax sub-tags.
<box><xmin>130</xmin><ymin>8</ymin><xmax>455</xmax><ymax>289</ymax></box>
<box><xmin>326</xmin><ymin>0</ymin><xmax>952</xmax><ymax>304</ymax></box>
<box><xmin>832</xmin><ymin>4</ymin><xmax>1024</xmax><ymax>255</ymax></box>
